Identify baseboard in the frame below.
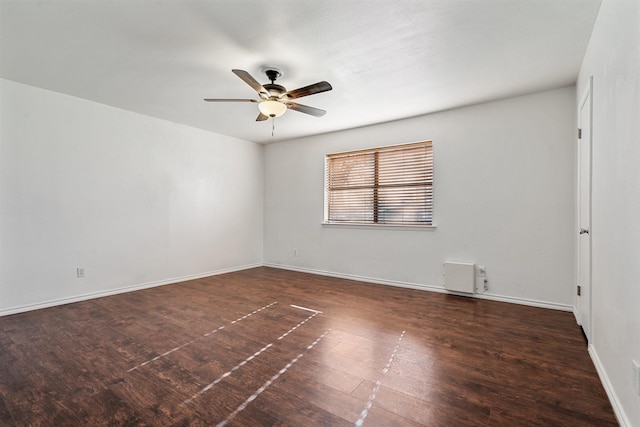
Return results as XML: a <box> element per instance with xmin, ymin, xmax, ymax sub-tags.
<box><xmin>573</xmin><ymin>305</ymin><xmax>581</xmax><ymax>325</ymax></box>
<box><xmin>589</xmin><ymin>344</ymin><xmax>630</xmax><ymax>427</ymax></box>
<box><xmin>0</xmin><ymin>263</ymin><xmax>262</xmax><ymax>317</ymax></box>
<box><xmin>1</xmin><ymin>261</ymin><xmax>574</xmax><ymax>316</ymax></box>
<box><xmin>264</xmin><ymin>263</ymin><xmax>573</xmax><ymax>312</ymax></box>
<box><xmin>472</xmin><ymin>292</ymin><xmax>573</xmax><ymax>312</ymax></box>
<box><xmin>265</xmin><ymin>263</ymin><xmax>448</xmax><ymax>293</ymax></box>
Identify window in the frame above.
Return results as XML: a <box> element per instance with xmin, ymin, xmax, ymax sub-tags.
<box><xmin>325</xmin><ymin>141</ymin><xmax>433</xmax><ymax>226</ymax></box>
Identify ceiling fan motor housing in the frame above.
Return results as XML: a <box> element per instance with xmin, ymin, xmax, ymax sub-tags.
<box><xmin>263</xmin><ymin>69</ymin><xmax>286</xmax><ymax>98</ymax></box>
<box><xmin>263</xmin><ymin>83</ymin><xmax>286</xmax><ymax>98</ymax></box>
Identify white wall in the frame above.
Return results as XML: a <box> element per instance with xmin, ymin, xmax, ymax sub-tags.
<box><xmin>577</xmin><ymin>0</ymin><xmax>640</xmax><ymax>425</ymax></box>
<box><xmin>0</xmin><ymin>78</ymin><xmax>264</xmax><ymax>314</ymax></box>
<box><xmin>264</xmin><ymin>87</ymin><xmax>576</xmax><ymax>309</ymax></box>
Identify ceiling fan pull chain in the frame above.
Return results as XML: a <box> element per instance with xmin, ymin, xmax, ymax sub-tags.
<box><xmin>272</xmin><ymin>118</ymin><xmax>275</xmax><ymax>137</ymax></box>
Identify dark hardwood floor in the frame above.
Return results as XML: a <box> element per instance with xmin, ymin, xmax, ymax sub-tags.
<box><xmin>0</xmin><ymin>267</ymin><xmax>617</xmax><ymax>426</ymax></box>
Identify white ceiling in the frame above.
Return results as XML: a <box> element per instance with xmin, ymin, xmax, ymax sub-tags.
<box><xmin>0</xmin><ymin>0</ymin><xmax>601</xmax><ymax>144</ymax></box>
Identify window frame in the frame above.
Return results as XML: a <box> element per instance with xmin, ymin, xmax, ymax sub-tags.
<box><xmin>323</xmin><ymin>141</ymin><xmax>434</xmax><ymax>229</ymax></box>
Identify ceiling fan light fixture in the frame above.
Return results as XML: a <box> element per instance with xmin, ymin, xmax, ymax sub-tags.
<box><xmin>258</xmin><ymin>100</ymin><xmax>287</xmax><ymax>118</ymax></box>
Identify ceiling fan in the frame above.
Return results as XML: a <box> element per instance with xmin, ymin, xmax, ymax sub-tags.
<box><xmin>204</xmin><ymin>68</ymin><xmax>332</xmax><ymax>121</ymax></box>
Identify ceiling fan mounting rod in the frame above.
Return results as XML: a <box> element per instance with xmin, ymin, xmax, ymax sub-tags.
<box><xmin>265</xmin><ymin>68</ymin><xmax>282</xmax><ymax>84</ymax></box>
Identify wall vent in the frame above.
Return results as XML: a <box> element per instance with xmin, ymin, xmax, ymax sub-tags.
<box><xmin>444</xmin><ymin>261</ymin><xmax>475</xmax><ymax>294</ymax></box>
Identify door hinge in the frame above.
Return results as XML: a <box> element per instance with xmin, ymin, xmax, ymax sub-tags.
<box><xmin>577</xmin><ymin>285</ymin><xmax>582</xmax><ymax>296</ymax></box>
<box><xmin>578</xmin><ymin>128</ymin><xmax>582</xmax><ymax>139</ymax></box>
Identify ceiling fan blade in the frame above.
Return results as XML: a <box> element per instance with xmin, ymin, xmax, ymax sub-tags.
<box><xmin>256</xmin><ymin>112</ymin><xmax>269</xmax><ymax>121</ymax></box>
<box><xmin>286</xmin><ymin>102</ymin><xmax>327</xmax><ymax>117</ymax></box>
<box><xmin>285</xmin><ymin>81</ymin><xmax>332</xmax><ymax>100</ymax></box>
<box><xmin>232</xmin><ymin>69</ymin><xmax>270</xmax><ymax>98</ymax></box>
<box><xmin>203</xmin><ymin>98</ymin><xmax>259</xmax><ymax>102</ymax></box>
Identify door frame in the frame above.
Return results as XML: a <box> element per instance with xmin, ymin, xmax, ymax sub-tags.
<box><xmin>577</xmin><ymin>76</ymin><xmax>593</xmax><ymax>340</ymax></box>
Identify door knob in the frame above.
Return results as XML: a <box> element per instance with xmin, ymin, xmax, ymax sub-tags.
<box><xmin>579</xmin><ymin>228</ymin><xmax>590</xmax><ymax>235</ymax></box>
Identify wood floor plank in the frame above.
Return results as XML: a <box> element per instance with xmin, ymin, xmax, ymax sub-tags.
<box><xmin>358</xmin><ymin>405</ymin><xmax>427</xmax><ymax>427</ymax></box>
<box><xmin>268</xmin><ymin>363</ymin><xmax>364</xmax><ymax>423</ymax></box>
<box><xmin>351</xmin><ymin>378</ymin><xmax>487</xmax><ymax>426</ymax></box>
<box><xmin>292</xmin><ymin>357</ymin><xmax>364</xmax><ymax>395</ymax></box>
<box><xmin>0</xmin><ymin>267</ymin><xmax>618</xmax><ymax>426</ymax></box>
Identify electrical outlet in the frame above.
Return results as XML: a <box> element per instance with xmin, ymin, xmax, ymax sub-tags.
<box><xmin>477</xmin><ymin>266</ymin><xmax>486</xmax><ymax>277</ymax></box>
<box><xmin>293</xmin><ymin>249</ymin><xmax>298</xmax><ymax>257</ymax></box>
<box><xmin>633</xmin><ymin>360</ymin><xmax>640</xmax><ymax>396</ymax></box>
<box><xmin>76</xmin><ymin>267</ymin><xmax>85</xmax><ymax>278</ymax></box>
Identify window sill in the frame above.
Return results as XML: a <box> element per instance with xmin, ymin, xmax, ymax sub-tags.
<box><xmin>321</xmin><ymin>222</ymin><xmax>436</xmax><ymax>231</ymax></box>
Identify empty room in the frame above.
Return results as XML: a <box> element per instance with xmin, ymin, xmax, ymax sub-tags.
<box><xmin>1</xmin><ymin>0</ymin><xmax>638</xmax><ymax>426</ymax></box>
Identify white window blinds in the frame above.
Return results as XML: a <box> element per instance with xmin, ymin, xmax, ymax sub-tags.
<box><xmin>325</xmin><ymin>141</ymin><xmax>433</xmax><ymax>225</ymax></box>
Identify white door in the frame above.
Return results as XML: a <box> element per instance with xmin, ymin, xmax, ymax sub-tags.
<box><xmin>578</xmin><ymin>78</ymin><xmax>592</xmax><ymax>340</ymax></box>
